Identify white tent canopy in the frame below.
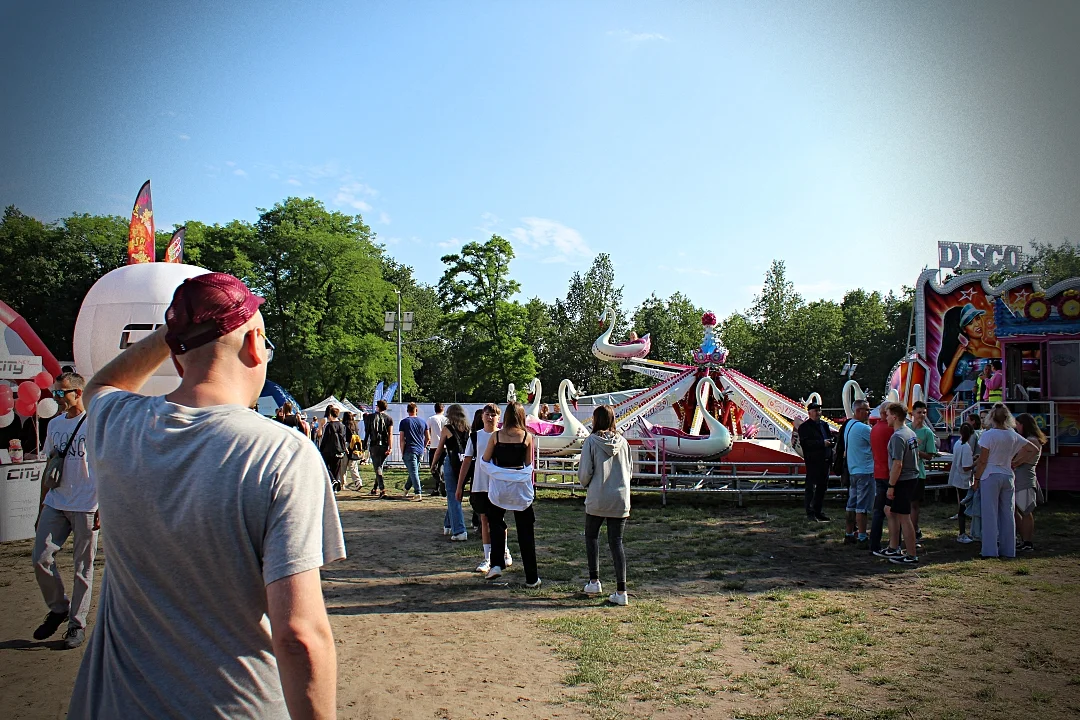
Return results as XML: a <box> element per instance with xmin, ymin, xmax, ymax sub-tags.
<box><xmin>303</xmin><ymin>396</ymin><xmax>342</xmax><ymax>416</ymax></box>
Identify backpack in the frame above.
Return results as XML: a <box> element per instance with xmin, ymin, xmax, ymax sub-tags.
<box><xmin>370</xmin><ymin>413</ymin><xmax>391</xmax><ymax>449</ymax></box>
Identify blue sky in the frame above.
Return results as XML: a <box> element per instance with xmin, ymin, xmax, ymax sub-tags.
<box><xmin>2</xmin><ymin>1</ymin><xmax>1077</xmax><ymax>319</ymax></box>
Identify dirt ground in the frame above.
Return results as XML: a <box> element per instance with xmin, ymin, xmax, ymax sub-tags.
<box><xmin>2</xmin><ymin>478</ymin><xmax>1079</xmax><ymax>719</ymax></box>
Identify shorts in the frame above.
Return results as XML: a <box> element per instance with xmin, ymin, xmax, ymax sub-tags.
<box><xmin>913</xmin><ymin>476</ymin><xmax>926</xmax><ymax>503</ymax></box>
<box><xmin>469</xmin><ymin>490</ymin><xmax>490</xmax><ymax>514</ymax></box>
<box><xmin>886</xmin><ymin>479</ymin><xmax>915</xmax><ymax>515</ymax></box>
<box><xmin>845</xmin><ymin>473</ymin><xmax>875</xmax><ymax>514</ymax></box>
<box><xmin>1015</xmin><ymin>488</ymin><xmax>1038</xmax><ymax>515</ymax></box>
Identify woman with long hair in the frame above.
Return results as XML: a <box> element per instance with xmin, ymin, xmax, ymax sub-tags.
<box><xmin>457</xmin><ymin>404</ymin><xmax>513</xmax><ymax>572</ymax></box>
<box><xmin>1013</xmin><ymin>413</ymin><xmax>1047</xmax><ymax>553</ymax></box>
<box><xmin>342</xmin><ymin>411</ymin><xmax>363</xmax><ymax>490</ymax></box>
<box><xmin>937</xmin><ymin>303</ymin><xmax>996</xmax><ymax>400</ymax></box>
<box><xmin>482</xmin><ymin>401</ymin><xmax>539</xmax><ymax>587</ymax></box>
<box><xmin>430</xmin><ymin>404</ymin><xmax>470</xmax><ymax>541</ymax></box>
<box><xmin>577</xmin><ymin>405</ymin><xmax>632</xmax><ymax>606</ymax></box>
<box><xmin>974</xmin><ymin>404</ymin><xmax>1041</xmax><ymax>558</ymax></box>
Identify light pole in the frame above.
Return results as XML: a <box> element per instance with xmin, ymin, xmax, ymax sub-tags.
<box><xmin>384</xmin><ymin>291</ymin><xmax>414</xmax><ymax>403</ymax></box>
<box><xmin>396</xmin><ymin>290</ymin><xmax>402</xmax><ymax>403</ymax></box>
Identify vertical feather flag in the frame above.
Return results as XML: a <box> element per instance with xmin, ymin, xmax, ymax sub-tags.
<box><xmin>372</xmin><ymin>381</ymin><xmax>385</xmax><ymax>408</ymax></box>
<box><xmin>382</xmin><ymin>382</ymin><xmax>398</xmax><ymax>404</ymax></box>
<box><xmin>127</xmin><ymin>180</ymin><xmax>155</xmax><ymax>264</ymax></box>
<box><xmin>164</xmin><ymin>226</ymin><xmax>185</xmax><ymax>263</ymax></box>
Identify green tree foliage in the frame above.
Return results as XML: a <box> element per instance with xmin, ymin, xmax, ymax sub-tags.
<box><xmin>438</xmin><ymin>236</ymin><xmax>537</xmax><ymax>400</ymax></box>
<box><xmin>542</xmin><ymin>254</ymin><xmax>626</xmax><ymax>398</ymax></box>
<box><xmin>0</xmin><ymin>206</ymin><xmax>128</xmax><ymax>358</ymax></box>
<box><xmin>1024</xmin><ymin>239</ymin><xmax>1080</xmax><ymax>286</ymax></box>
<box><xmin>632</xmin><ymin>292</ymin><xmax>705</xmax><ymax>365</ymax></box>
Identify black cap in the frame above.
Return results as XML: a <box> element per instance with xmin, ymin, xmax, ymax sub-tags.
<box><xmin>807</xmin><ymin>401</ymin><xmax>821</xmax><ymax>410</ymax></box>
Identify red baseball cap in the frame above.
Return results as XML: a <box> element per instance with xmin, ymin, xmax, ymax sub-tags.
<box><xmin>165</xmin><ymin>273</ymin><xmax>265</xmax><ymax>355</ymax></box>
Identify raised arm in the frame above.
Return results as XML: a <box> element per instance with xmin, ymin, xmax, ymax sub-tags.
<box><xmin>266</xmin><ymin>568</ymin><xmax>337</xmax><ymax>720</ymax></box>
<box><xmin>84</xmin><ymin>326</ymin><xmax>171</xmax><ymax>406</ymax></box>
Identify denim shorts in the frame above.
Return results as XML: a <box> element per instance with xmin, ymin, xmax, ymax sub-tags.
<box><xmin>846</xmin><ymin>473</ymin><xmax>875</xmax><ymax>514</ymax></box>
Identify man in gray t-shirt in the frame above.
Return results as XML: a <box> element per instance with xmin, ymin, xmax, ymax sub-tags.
<box><xmin>69</xmin><ymin>273</ymin><xmax>345</xmax><ymax>719</ymax></box>
<box><xmin>884</xmin><ymin>403</ymin><xmax>920</xmax><ymax>564</ymax></box>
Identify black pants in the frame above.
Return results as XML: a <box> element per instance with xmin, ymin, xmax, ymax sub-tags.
<box><xmin>804</xmin><ymin>460</ymin><xmax>829</xmax><ymax>516</ymax></box>
<box><xmin>585</xmin><ymin>514</ymin><xmax>627</xmax><ymax>591</ymax></box>
<box><xmin>956</xmin><ymin>487</ymin><xmax>968</xmax><ymax>535</ymax></box>
<box><xmin>869</xmin><ymin>479</ymin><xmax>889</xmax><ymax>552</ymax></box>
<box><xmin>370</xmin><ymin>448</ymin><xmax>388</xmax><ymax>491</ymax></box>
<box><xmin>486</xmin><ymin>504</ymin><xmax>538</xmax><ymax>584</ymax></box>
<box><xmin>427</xmin><ymin>448</ymin><xmax>445</xmax><ymax>495</ymax></box>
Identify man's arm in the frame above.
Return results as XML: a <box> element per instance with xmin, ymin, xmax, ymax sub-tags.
<box><xmin>266</xmin><ymin>569</ymin><xmax>337</xmax><ymax>720</ymax></box>
<box><xmin>888</xmin><ymin>458</ymin><xmax>902</xmax><ymax>487</ymax></box>
<box><xmin>83</xmin><ymin>326</ymin><xmax>171</xmax><ymax>407</ymax></box>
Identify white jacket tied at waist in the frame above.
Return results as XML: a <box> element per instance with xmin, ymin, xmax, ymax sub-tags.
<box><xmin>481</xmin><ymin>460</ymin><xmax>534</xmax><ymax>511</ymax></box>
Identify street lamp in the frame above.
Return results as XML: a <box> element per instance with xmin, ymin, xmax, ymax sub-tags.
<box><xmin>383</xmin><ymin>290</ymin><xmax>413</xmax><ymax>403</ymax></box>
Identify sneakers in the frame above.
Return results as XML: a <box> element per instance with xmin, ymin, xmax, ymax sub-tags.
<box><xmin>871</xmin><ymin>548</ymin><xmax>890</xmax><ymax>558</ymax></box>
<box><xmin>608</xmin><ymin>591</ymin><xmax>629</xmax><ymax>606</ymax></box>
<box><xmin>584</xmin><ymin>580</ymin><xmax>603</xmax><ymax>594</ymax></box>
<box><xmin>485</xmin><ymin>566</ymin><xmax>503</xmax><ymax>580</ymax></box>
<box><xmin>443</xmin><ymin>527</ymin><xmax>452</xmax><ymax>536</ymax></box>
<box><xmin>450</xmin><ymin>532</ymin><xmax>468</xmax><ymax>542</ymax></box>
<box><xmin>1018</xmin><ymin>542</ymin><xmax>1035</xmax><ymax>553</ymax></box>
<box><xmin>949</xmin><ymin>513</ymin><xmax>959</xmax><ymax>520</ymax></box>
<box><xmin>957</xmin><ymin>533</ymin><xmax>974</xmax><ymax>544</ymax></box>
<box><xmin>476</xmin><ymin>560</ymin><xmax>491</xmax><ymax>573</ymax></box>
<box><xmin>33</xmin><ymin>610</ymin><xmax>69</xmax><ymax>640</ymax></box>
<box><xmin>889</xmin><ymin>555</ymin><xmax>919</xmax><ymax>566</ymax></box>
<box><xmin>815</xmin><ymin>513</ymin><xmax>830</xmax><ymax>522</ymax></box>
<box><xmin>857</xmin><ymin>534</ymin><xmax>868</xmax><ymax>543</ymax></box>
<box><xmin>524</xmin><ymin>579</ymin><xmax>542</xmax><ymax>589</ymax></box>
<box><xmin>882</xmin><ymin>547</ymin><xmax>904</xmax><ymax>558</ymax></box>
<box><xmin>504</xmin><ymin>552</ymin><xmax>513</xmax><ymax>568</ymax></box>
<box><xmin>411</xmin><ymin>495</ymin><xmax>423</xmax><ymax>502</ymax></box>
<box><xmin>62</xmin><ymin>626</ymin><xmax>85</xmax><ymax>649</ymax></box>
<box><xmin>915</xmin><ymin>528</ymin><xmax>923</xmax><ymax>540</ymax></box>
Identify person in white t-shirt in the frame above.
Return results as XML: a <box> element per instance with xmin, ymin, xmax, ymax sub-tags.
<box><xmin>426</xmin><ymin>403</ymin><xmax>447</xmax><ymax>496</ymax></box>
<box><xmin>948</xmin><ymin>423</ymin><xmax>976</xmax><ymax>544</ymax></box>
<box><xmin>974</xmin><ymin>404</ymin><xmax>1040</xmax><ymax>559</ymax></box>
<box><xmin>68</xmin><ymin>273</ymin><xmax>345</xmax><ymax>720</ymax></box>
<box><xmin>31</xmin><ymin>371</ymin><xmax>98</xmax><ymax>649</ymax></box>
<box><xmin>456</xmin><ymin>403</ymin><xmax>512</xmax><ymax>572</ymax></box>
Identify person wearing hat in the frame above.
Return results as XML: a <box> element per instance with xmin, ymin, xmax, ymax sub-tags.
<box><xmin>937</xmin><ymin>302</ymin><xmax>994</xmax><ymax>401</ymax></box>
<box><xmin>68</xmin><ymin>273</ymin><xmax>345</xmax><ymax>719</ymax></box>
<box><xmin>797</xmin><ymin>401</ymin><xmax>834</xmax><ymax>522</ymax></box>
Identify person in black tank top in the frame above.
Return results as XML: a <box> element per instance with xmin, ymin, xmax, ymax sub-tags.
<box><xmin>481</xmin><ymin>401</ymin><xmax>540</xmax><ymax>587</ymax></box>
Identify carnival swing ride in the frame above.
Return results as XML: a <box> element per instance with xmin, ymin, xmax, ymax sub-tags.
<box><xmin>517</xmin><ymin>308</ymin><xmax>847</xmax><ymax>465</ymax></box>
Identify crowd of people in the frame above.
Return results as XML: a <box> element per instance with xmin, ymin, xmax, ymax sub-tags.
<box><xmin>17</xmin><ymin>269</ymin><xmax>1054</xmax><ymax>717</ymax></box>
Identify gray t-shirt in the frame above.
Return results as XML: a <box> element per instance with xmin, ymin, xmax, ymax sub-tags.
<box><xmin>1014</xmin><ymin>436</ymin><xmax>1043</xmax><ymax>492</ymax></box>
<box><xmin>69</xmin><ymin>389</ymin><xmax>346</xmax><ymax>719</ymax></box>
<box><xmin>887</xmin><ymin>425</ymin><xmax>920</xmax><ymax>483</ymax></box>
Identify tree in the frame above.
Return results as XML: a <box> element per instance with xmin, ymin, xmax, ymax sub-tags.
<box><xmin>632</xmin><ymin>292</ymin><xmax>706</xmax><ymax>365</ymax></box>
<box><xmin>437</xmin><ymin>236</ymin><xmax>537</xmax><ymax>400</ymax></box>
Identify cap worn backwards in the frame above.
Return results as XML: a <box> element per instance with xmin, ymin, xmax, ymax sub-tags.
<box><xmin>165</xmin><ymin>273</ymin><xmax>265</xmax><ymax>355</ymax></box>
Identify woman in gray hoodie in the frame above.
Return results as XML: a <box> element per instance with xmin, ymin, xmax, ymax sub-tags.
<box><xmin>577</xmin><ymin>405</ymin><xmax>632</xmax><ymax>606</ymax></box>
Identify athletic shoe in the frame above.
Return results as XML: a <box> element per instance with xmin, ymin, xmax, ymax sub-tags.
<box><xmin>915</xmin><ymin>529</ymin><xmax>923</xmax><ymax>540</ymax></box>
<box><xmin>814</xmin><ymin>513</ymin><xmax>830</xmax><ymax>522</ymax></box>
<box><xmin>476</xmin><ymin>560</ymin><xmax>491</xmax><ymax>573</ymax></box>
<box><xmin>871</xmin><ymin>548</ymin><xmax>890</xmax><ymax>558</ymax></box>
<box><xmin>608</xmin><ymin>591</ymin><xmax>629</xmax><ymax>606</ymax></box>
<box><xmin>33</xmin><ymin>610</ymin><xmax>69</xmax><ymax>640</ymax></box>
<box><xmin>451</xmin><ymin>532</ymin><xmax>468</xmax><ymax>542</ymax></box>
<box><xmin>584</xmin><ymin>580</ymin><xmax>602</xmax><ymax>594</ymax></box>
<box><xmin>504</xmin><ymin>552</ymin><xmax>513</xmax><ymax>568</ymax></box>
<box><xmin>889</xmin><ymin>555</ymin><xmax>919</xmax><ymax>566</ymax></box>
<box><xmin>370</xmin><ymin>488</ymin><xmax>378</xmax><ymax>496</ymax></box>
<box><xmin>443</xmin><ymin>527</ymin><xmax>452</xmax><ymax>536</ymax></box>
<box><xmin>62</xmin><ymin>626</ymin><xmax>85</xmax><ymax>649</ymax></box>
<box><xmin>411</xmin><ymin>495</ymin><xmax>423</xmax><ymax>502</ymax></box>
<box><xmin>949</xmin><ymin>513</ymin><xmax>959</xmax><ymax>520</ymax></box>
<box><xmin>485</xmin><ymin>566</ymin><xmax>503</xmax><ymax>580</ymax></box>
<box><xmin>882</xmin><ymin>547</ymin><xmax>904</xmax><ymax>558</ymax></box>
<box><xmin>957</xmin><ymin>534</ymin><xmax>974</xmax><ymax>544</ymax></box>
<box><xmin>524</xmin><ymin>579</ymin><xmax>542</xmax><ymax>589</ymax></box>
<box><xmin>1018</xmin><ymin>542</ymin><xmax>1035</xmax><ymax>553</ymax></box>
<box><xmin>857</xmin><ymin>534</ymin><xmax>868</xmax><ymax>543</ymax></box>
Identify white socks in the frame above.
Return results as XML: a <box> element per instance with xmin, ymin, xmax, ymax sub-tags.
<box><xmin>483</xmin><ymin>543</ymin><xmax>491</xmax><ymax>562</ymax></box>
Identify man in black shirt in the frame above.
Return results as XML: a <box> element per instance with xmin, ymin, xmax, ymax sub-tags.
<box><xmin>797</xmin><ymin>401</ymin><xmax>834</xmax><ymax>522</ymax></box>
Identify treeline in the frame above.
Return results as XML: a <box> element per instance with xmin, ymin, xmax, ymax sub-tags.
<box><xmin>2</xmin><ymin>200</ymin><xmax>1075</xmax><ymax>406</ymax></box>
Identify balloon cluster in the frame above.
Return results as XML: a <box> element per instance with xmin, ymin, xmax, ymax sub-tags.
<box><xmin>0</xmin><ymin>371</ymin><xmax>57</xmax><ymax>428</ymax></box>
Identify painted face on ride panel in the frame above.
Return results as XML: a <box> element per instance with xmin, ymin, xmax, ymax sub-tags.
<box><xmin>966</xmin><ymin>314</ymin><xmax>984</xmax><ymax>340</ymax></box>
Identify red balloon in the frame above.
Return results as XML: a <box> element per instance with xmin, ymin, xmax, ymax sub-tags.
<box><xmin>0</xmin><ymin>384</ymin><xmax>12</xmax><ymax>401</ymax></box>
<box><xmin>15</xmin><ymin>398</ymin><xmax>37</xmax><ymax>417</ymax></box>
<box><xmin>17</xmin><ymin>381</ymin><xmax>42</xmax><ymax>403</ymax></box>
<box><xmin>34</xmin><ymin>371</ymin><xmax>54</xmax><ymax>390</ymax></box>
<box><xmin>0</xmin><ymin>396</ymin><xmax>12</xmax><ymax>415</ymax></box>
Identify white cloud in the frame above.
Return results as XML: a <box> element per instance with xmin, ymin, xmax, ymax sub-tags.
<box><xmin>438</xmin><ymin>237</ymin><xmax>463</xmax><ymax>250</ymax></box>
<box><xmin>509</xmin><ymin>217</ymin><xmax>592</xmax><ymax>264</ymax></box>
<box><xmin>334</xmin><ymin>181</ymin><xmax>377</xmax><ymax>211</ymax></box>
<box><xmin>226</xmin><ymin>160</ymin><xmax>236</xmax><ymax>167</ymax></box>
<box><xmin>287</xmin><ymin>177</ymin><xmax>302</xmax><ymax>186</ymax></box>
<box><xmin>378</xmin><ymin>211</ymin><xmax>391</xmax><ymax>225</ymax></box>
<box><xmin>233</xmin><ymin>168</ymin><xmax>247</xmax><ymax>177</ymax></box>
<box><xmin>178</xmin><ymin>133</ymin><xmax>190</xmax><ymax>141</ymax></box>
<box><xmin>608</xmin><ymin>29</ymin><xmax>669</xmax><ymax>43</ymax></box>
<box><xmin>477</xmin><ymin>212</ymin><xmax>500</xmax><ymax>232</ymax></box>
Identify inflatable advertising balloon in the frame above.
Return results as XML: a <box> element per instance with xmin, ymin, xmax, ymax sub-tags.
<box><xmin>74</xmin><ymin>263</ymin><xmax>209</xmax><ymax>396</ymax></box>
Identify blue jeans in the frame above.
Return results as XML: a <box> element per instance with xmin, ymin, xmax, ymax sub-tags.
<box><xmin>443</xmin><ymin>456</ymin><xmax>466</xmax><ymax>535</ymax></box>
<box><xmin>403</xmin><ymin>451</ymin><xmax>423</xmax><ymax>496</ymax></box>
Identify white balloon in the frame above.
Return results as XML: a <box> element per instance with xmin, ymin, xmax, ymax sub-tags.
<box><xmin>36</xmin><ymin>398</ymin><xmax>59</xmax><ymax>418</ymax></box>
<box><xmin>74</xmin><ymin>263</ymin><xmax>209</xmax><ymax>396</ymax></box>
<box><xmin>0</xmin><ymin>410</ymin><xmax>13</xmax><ymax>428</ymax></box>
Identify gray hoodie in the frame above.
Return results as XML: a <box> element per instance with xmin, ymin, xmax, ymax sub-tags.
<box><xmin>578</xmin><ymin>431</ymin><xmax>632</xmax><ymax>518</ymax></box>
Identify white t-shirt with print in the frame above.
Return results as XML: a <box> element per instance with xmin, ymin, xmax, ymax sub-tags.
<box><xmin>426</xmin><ymin>413</ymin><xmax>446</xmax><ymax>449</ymax></box>
<box><xmin>41</xmin><ymin>411</ymin><xmax>96</xmax><ymax>512</ymax></box>
<box><xmin>978</xmin><ymin>428</ymin><xmax>1030</xmax><ymax>479</ymax></box>
<box><xmin>464</xmin><ymin>428</ymin><xmax>493</xmax><ymax>493</ymax></box>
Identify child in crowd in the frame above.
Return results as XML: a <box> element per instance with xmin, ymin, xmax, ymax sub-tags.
<box><xmin>577</xmin><ymin>405</ymin><xmax>632</xmax><ymax>606</ymax></box>
<box><xmin>949</xmin><ymin>423</ymin><xmax>975</xmax><ymax>543</ymax></box>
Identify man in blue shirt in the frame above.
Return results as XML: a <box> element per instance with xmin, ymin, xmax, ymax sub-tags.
<box><xmin>399</xmin><ymin>402</ymin><xmax>430</xmax><ymax>501</ymax></box>
<box><xmin>843</xmin><ymin>399</ymin><xmax>875</xmax><ymax>544</ymax></box>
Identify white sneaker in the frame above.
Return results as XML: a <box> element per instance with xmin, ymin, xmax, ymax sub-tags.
<box><xmin>476</xmin><ymin>560</ymin><xmax>491</xmax><ymax>573</ymax></box>
<box><xmin>443</xmin><ymin>527</ymin><xmax>451</xmax><ymax>536</ymax></box>
<box><xmin>584</xmin><ymin>580</ymin><xmax>602</xmax><ymax>594</ymax></box>
<box><xmin>957</xmin><ymin>533</ymin><xmax>974</xmax><ymax>544</ymax></box>
<box><xmin>609</xmin><ymin>591</ymin><xmax>628</xmax><ymax>606</ymax></box>
<box><xmin>524</xmin><ymin>578</ymin><xmax>542</xmax><ymax>589</ymax></box>
<box><xmin>503</xmin><ymin>553</ymin><xmax>513</xmax><ymax>568</ymax></box>
<box><xmin>485</xmin><ymin>566</ymin><xmax>503</xmax><ymax>580</ymax></box>
<box><xmin>451</xmin><ymin>532</ymin><xmax>468</xmax><ymax>542</ymax></box>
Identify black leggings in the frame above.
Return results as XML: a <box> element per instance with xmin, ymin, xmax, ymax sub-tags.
<box><xmin>585</xmin><ymin>514</ymin><xmax>627</xmax><ymax>592</ymax></box>
<box><xmin>956</xmin><ymin>487</ymin><xmax>968</xmax><ymax>535</ymax></box>
<box><xmin>486</xmin><ymin>504</ymin><xmax>538</xmax><ymax>584</ymax></box>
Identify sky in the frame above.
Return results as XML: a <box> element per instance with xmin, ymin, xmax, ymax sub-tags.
<box><xmin>2</xmin><ymin>0</ymin><xmax>1078</xmax><ymax>319</ymax></box>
